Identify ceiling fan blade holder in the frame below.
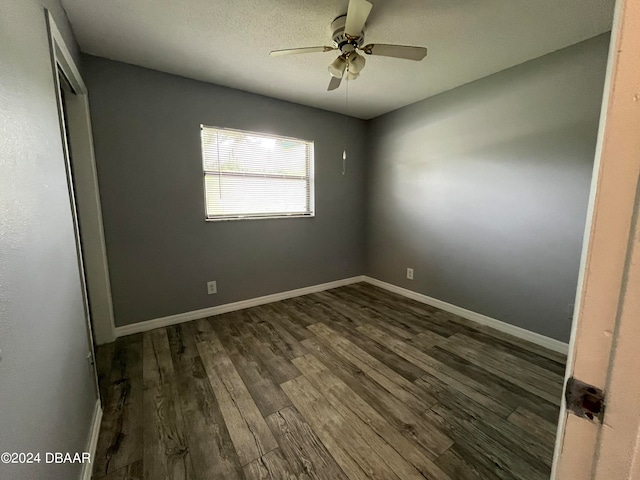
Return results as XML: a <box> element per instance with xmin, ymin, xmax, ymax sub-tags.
<box><xmin>360</xmin><ymin>43</ymin><xmax>428</xmax><ymax>61</ymax></box>
<box><xmin>327</xmin><ymin>75</ymin><xmax>342</xmax><ymax>91</ymax></box>
<box><xmin>269</xmin><ymin>46</ymin><xmax>335</xmax><ymax>56</ymax></box>
<box><xmin>344</xmin><ymin>0</ymin><xmax>373</xmax><ymax>38</ymax></box>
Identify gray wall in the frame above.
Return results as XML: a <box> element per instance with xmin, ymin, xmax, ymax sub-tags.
<box><xmin>0</xmin><ymin>1</ymin><xmax>96</xmax><ymax>479</ymax></box>
<box><xmin>83</xmin><ymin>56</ymin><xmax>367</xmax><ymax>327</ymax></box>
<box><xmin>366</xmin><ymin>34</ymin><xmax>610</xmax><ymax>342</ymax></box>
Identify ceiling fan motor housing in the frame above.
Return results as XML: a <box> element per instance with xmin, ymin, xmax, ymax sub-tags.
<box><xmin>331</xmin><ymin>15</ymin><xmax>364</xmax><ymax>53</ymax></box>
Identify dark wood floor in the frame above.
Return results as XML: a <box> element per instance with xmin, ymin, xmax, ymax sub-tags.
<box><xmin>93</xmin><ymin>282</ymin><xmax>566</xmax><ymax>480</ymax></box>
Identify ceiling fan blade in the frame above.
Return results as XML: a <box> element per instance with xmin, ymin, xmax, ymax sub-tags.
<box><xmin>270</xmin><ymin>46</ymin><xmax>335</xmax><ymax>56</ymax></box>
<box><xmin>344</xmin><ymin>0</ymin><xmax>373</xmax><ymax>37</ymax></box>
<box><xmin>328</xmin><ymin>75</ymin><xmax>342</xmax><ymax>91</ymax></box>
<box><xmin>361</xmin><ymin>44</ymin><xmax>428</xmax><ymax>61</ymax></box>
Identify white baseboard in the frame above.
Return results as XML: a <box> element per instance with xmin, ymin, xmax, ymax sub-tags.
<box><xmin>114</xmin><ymin>276</ymin><xmax>366</xmax><ymax>337</ymax></box>
<box><xmin>81</xmin><ymin>399</ymin><xmax>102</xmax><ymax>480</ymax></box>
<box><xmin>112</xmin><ymin>273</ymin><xmax>568</xmax><ymax>356</ymax></box>
<box><xmin>362</xmin><ymin>276</ymin><xmax>569</xmax><ymax>355</ymax></box>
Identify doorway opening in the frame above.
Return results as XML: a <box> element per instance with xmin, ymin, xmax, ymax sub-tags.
<box><xmin>56</xmin><ymin>68</ymin><xmax>100</xmax><ymax>400</ymax></box>
<box><xmin>48</xmin><ymin>11</ymin><xmax>116</xmax><ymax>410</ymax></box>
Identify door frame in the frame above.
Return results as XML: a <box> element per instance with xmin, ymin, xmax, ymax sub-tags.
<box><xmin>552</xmin><ymin>0</ymin><xmax>640</xmax><ymax>477</ymax></box>
<box><xmin>45</xmin><ymin>11</ymin><xmax>116</xmax><ymax>347</ymax></box>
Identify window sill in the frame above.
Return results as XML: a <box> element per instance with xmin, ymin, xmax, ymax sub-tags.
<box><xmin>205</xmin><ymin>213</ymin><xmax>315</xmax><ymax>222</ymax></box>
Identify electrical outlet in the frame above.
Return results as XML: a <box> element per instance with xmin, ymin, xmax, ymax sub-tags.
<box><xmin>207</xmin><ymin>281</ymin><xmax>217</xmax><ymax>295</ymax></box>
<box><xmin>407</xmin><ymin>268</ymin><xmax>414</xmax><ymax>280</ymax></box>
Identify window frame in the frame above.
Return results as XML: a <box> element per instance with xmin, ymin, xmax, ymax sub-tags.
<box><xmin>200</xmin><ymin>125</ymin><xmax>315</xmax><ymax>222</ymax></box>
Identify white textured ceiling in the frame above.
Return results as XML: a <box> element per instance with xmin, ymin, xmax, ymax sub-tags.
<box><xmin>61</xmin><ymin>0</ymin><xmax>615</xmax><ymax>119</ymax></box>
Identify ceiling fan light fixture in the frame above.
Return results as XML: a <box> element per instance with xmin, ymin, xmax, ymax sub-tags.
<box><xmin>328</xmin><ymin>56</ymin><xmax>347</xmax><ymax>78</ymax></box>
<box><xmin>348</xmin><ymin>52</ymin><xmax>366</xmax><ymax>74</ymax></box>
<box><xmin>346</xmin><ymin>70</ymin><xmax>360</xmax><ymax>81</ymax></box>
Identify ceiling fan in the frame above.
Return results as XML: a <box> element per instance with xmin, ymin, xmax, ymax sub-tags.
<box><xmin>269</xmin><ymin>0</ymin><xmax>428</xmax><ymax>91</ymax></box>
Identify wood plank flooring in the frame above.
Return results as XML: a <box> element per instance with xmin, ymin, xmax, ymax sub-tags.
<box><xmin>93</xmin><ymin>283</ymin><xmax>565</xmax><ymax>480</ymax></box>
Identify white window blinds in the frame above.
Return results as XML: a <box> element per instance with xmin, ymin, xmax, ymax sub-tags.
<box><xmin>201</xmin><ymin>126</ymin><xmax>314</xmax><ymax>221</ymax></box>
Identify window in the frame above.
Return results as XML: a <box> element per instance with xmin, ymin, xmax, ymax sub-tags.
<box><xmin>201</xmin><ymin>126</ymin><xmax>315</xmax><ymax>221</ymax></box>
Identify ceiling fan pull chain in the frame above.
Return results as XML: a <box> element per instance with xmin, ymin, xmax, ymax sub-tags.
<box><xmin>343</xmin><ymin>69</ymin><xmax>349</xmax><ymax>176</ymax></box>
